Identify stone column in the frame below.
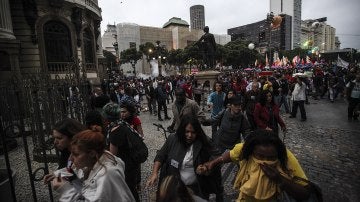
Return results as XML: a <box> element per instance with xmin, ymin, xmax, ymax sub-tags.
<box><xmin>0</xmin><ymin>0</ymin><xmax>15</xmax><ymax>39</ymax></box>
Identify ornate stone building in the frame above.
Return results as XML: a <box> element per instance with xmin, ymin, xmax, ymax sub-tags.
<box><xmin>0</xmin><ymin>0</ymin><xmax>104</xmax><ymax>83</ymax></box>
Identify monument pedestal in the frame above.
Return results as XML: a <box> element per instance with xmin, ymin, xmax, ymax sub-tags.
<box><xmin>195</xmin><ymin>70</ymin><xmax>221</xmax><ymax>88</ymax></box>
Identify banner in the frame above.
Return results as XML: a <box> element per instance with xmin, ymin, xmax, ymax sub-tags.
<box><xmin>336</xmin><ymin>55</ymin><xmax>349</xmax><ymax>69</ymax></box>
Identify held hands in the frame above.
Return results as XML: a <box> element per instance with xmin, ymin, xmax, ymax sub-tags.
<box><xmin>196</xmin><ymin>161</ymin><xmax>212</xmax><ymax>175</ymax></box>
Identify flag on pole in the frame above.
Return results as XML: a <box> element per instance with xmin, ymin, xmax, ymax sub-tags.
<box><xmin>336</xmin><ymin>55</ymin><xmax>349</xmax><ymax>69</ymax></box>
<box><xmin>265</xmin><ymin>54</ymin><xmax>269</xmax><ymax>66</ymax></box>
<box><xmin>292</xmin><ymin>55</ymin><xmax>300</xmax><ymax>65</ymax></box>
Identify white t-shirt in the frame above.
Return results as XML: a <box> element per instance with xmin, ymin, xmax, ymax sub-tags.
<box><xmin>180</xmin><ymin>144</ymin><xmax>197</xmax><ymax>185</ymax></box>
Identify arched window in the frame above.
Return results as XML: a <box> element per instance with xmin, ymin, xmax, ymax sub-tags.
<box><xmin>44</xmin><ymin>21</ymin><xmax>72</xmax><ymax>72</ymax></box>
<box><xmin>83</xmin><ymin>28</ymin><xmax>95</xmax><ymax>70</ymax></box>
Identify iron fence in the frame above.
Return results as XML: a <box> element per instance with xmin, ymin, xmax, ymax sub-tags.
<box><xmin>0</xmin><ymin>71</ymin><xmax>92</xmax><ymax>201</ymax></box>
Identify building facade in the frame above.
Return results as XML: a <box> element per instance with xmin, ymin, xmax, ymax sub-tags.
<box><xmin>270</xmin><ymin>0</ymin><xmax>302</xmax><ymax>49</ymax></box>
<box><xmin>228</xmin><ymin>14</ymin><xmax>293</xmax><ymax>52</ymax></box>
<box><xmin>190</xmin><ymin>5</ymin><xmax>205</xmax><ymax>30</ymax></box>
<box><xmin>102</xmin><ymin>17</ymin><xmax>230</xmax><ymax>75</ymax></box>
<box><xmin>0</xmin><ymin>0</ymin><xmax>104</xmax><ymax>83</ymax></box>
<box><xmin>301</xmin><ymin>18</ymin><xmax>337</xmax><ymax>52</ymax></box>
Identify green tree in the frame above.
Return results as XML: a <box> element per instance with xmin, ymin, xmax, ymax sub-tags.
<box><xmin>167</xmin><ymin>49</ymin><xmax>184</xmax><ymax>66</ymax></box>
<box><xmin>103</xmin><ymin>50</ymin><xmax>117</xmax><ymax>68</ymax></box>
<box><xmin>119</xmin><ymin>48</ymin><xmax>142</xmax><ymax>64</ymax></box>
<box><xmin>222</xmin><ymin>39</ymin><xmax>258</xmax><ymax>68</ymax></box>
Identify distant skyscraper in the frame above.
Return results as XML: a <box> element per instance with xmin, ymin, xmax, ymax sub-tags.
<box><xmin>270</xmin><ymin>0</ymin><xmax>301</xmax><ymax>49</ymax></box>
<box><xmin>190</xmin><ymin>5</ymin><xmax>205</xmax><ymax>30</ymax></box>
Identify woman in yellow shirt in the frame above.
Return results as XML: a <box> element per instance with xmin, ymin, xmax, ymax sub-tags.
<box><xmin>196</xmin><ymin>129</ymin><xmax>310</xmax><ymax>201</ymax></box>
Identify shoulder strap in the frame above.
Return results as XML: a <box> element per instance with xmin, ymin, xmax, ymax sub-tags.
<box><xmin>116</xmin><ymin>119</ymin><xmax>143</xmax><ymax>139</ymax></box>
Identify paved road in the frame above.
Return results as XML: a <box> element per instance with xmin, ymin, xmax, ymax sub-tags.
<box><xmin>139</xmin><ymin>97</ymin><xmax>360</xmax><ymax>202</ymax></box>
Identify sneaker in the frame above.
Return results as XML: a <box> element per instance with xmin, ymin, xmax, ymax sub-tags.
<box><xmin>158</xmin><ymin>118</ymin><xmax>164</xmax><ymax>121</ymax></box>
<box><xmin>301</xmin><ymin>118</ymin><xmax>306</xmax><ymax>122</ymax></box>
<box><xmin>289</xmin><ymin>116</ymin><xmax>295</xmax><ymax>118</ymax></box>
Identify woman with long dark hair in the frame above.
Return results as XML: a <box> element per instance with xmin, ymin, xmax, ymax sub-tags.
<box><xmin>146</xmin><ymin>116</ymin><xmax>223</xmax><ymax>201</ymax></box>
<box><xmin>253</xmin><ymin>90</ymin><xmax>286</xmax><ymax>135</ymax></box>
<box><xmin>43</xmin><ymin>118</ymin><xmax>86</xmax><ymax>184</ymax></box>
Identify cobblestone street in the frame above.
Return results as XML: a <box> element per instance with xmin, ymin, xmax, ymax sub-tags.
<box><xmin>4</xmin><ymin>98</ymin><xmax>360</xmax><ymax>201</ymax></box>
<box><xmin>138</xmin><ymin>98</ymin><xmax>360</xmax><ymax>202</ymax></box>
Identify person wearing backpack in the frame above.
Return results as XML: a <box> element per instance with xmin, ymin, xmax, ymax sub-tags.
<box><xmin>103</xmin><ymin>103</ymin><xmax>148</xmax><ymax>202</ymax></box>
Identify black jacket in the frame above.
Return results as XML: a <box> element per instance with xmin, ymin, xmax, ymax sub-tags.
<box><xmin>154</xmin><ymin>134</ymin><xmax>223</xmax><ymax>199</ymax></box>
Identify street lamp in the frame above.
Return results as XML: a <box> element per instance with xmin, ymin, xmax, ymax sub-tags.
<box><xmin>112</xmin><ymin>41</ymin><xmax>119</xmax><ymax>70</ymax></box>
<box><xmin>155</xmin><ymin>41</ymin><xmax>163</xmax><ymax>76</ymax></box>
<box><xmin>266</xmin><ymin>12</ymin><xmax>274</xmax><ymax>66</ymax></box>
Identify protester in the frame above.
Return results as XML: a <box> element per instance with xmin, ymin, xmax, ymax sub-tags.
<box><xmin>102</xmin><ymin>102</ymin><xmax>142</xmax><ymax>201</ymax></box>
<box><xmin>243</xmin><ymin>82</ymin><xmax>261</xmax><ymax>130</ymax></box>
<box><xmin>145</xmin><ymin>80</ymin><xmax>157</xmax><ymax>116</ymax></box>
<box><xmin>156</xmin><ymin>80</ymin><xmax>171</xmax><ymax>121</ymax></box>
<box><xmin>254</xmin><ymin>90</ymin><xmax>287</xmax><ymax>136</ymax></box>
<box><xmin>211</xmin><ymin>95</ymin><xmax>251</xmax><ymax>153</ymax></box>
<box><xmin>167</xmin><ymin>88</ymin><xmax>207</xmax><ymax>132</ymax></box>
<box><xmin>346</xmin><ymin>72</ymin><xmax>360</xmax><ymax>121</ymax></box>
<box><xmin>197</xmin><ymin>129</ymin><xmax>311</xmax><ymax>201</ymax></box>
<box><xmin>120</xmin><ymin>101</ymin><xmax>144</xmax><ymax>137</ymax></box>
<box><xmin>52</xmin><ymin>129</ymin><xmax>135</xmax><ymax>201</ymax></box>
<box><xmin>48</xmin><ymin>118</ymin><xmax>86</xmax><ymax>170</ymax></box>
<box><xmin>90</xmin><ymin>87</ymin><xmax>110</xmax><ymax>112</ymax></box>
<box><xmin>84</xmin><ymin>110</ymin><xmax>104</xmax><ymax>133</ymax></box>
<box><xmin>289</xmin><ymin>76</ymin><xmax>307</xmax><ymax>121</ymax></box>
<box><xmin>146</xmin><ymin>116</ymin><xmax>223</xmax><ymax>201</ymax></box>
<box><xmin>43</xmin><ymin>118</ymin><xmax>86</xmax><ymax>185</ymax></box>
<box><xmin>207</xmin><ymin>81</ymin><xmax>226</xmax><ymax>140</ymax></box>
<box><xmin>223</xmin><ymin>89</ymin><xmax>236</xmax><ymax>108</ymax></box>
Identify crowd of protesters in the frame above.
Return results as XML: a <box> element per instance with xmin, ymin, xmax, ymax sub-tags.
<box><xmin>42</xmin><ymin>61</ymin><xmax>358</xmax><ymax>201</ymax></box>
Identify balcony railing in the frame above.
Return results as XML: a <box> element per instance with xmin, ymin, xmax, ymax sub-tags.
<box><xmin>48</xmin><ymin>62</ymin><xmax>97</xmax><ymax>73</ymax></box>
<box><xmin>48</xmin><ymin>62</ymin><xmax>72</xmax><ymax>72</ymax></box>
<box><xmin>66</xmin><ymin>0</ymin><xmax>101</xmax><ymax>17</ymax></box>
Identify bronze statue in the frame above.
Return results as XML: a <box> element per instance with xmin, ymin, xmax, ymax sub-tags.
<box><xmin>196</xmin><ymin>26</ymin><xmax>216</xmax><ymax>69</ymax></box>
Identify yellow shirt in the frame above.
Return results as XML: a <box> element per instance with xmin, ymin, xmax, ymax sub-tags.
<box><xmin>229</xmin><ymin>143</ymin><xmax>307</xmax><ymax>202</ymax></box>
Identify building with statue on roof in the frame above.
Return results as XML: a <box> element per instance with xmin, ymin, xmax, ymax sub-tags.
<box><xmin>102</xmin><ymin>16</ymin><xmax>230</xmax><ymax>76</ymax></box>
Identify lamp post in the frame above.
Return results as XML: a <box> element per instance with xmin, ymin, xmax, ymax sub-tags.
<box><xmin>130</xmin><ymin>59</ymin><xmax>136</xmax><ymax>76</ymax></box>
<box><xmin>266</xmin><ymin>12</ymin><xmax>274</xmax><ymax>66</ymax></box>
<box><xmin>155</xmin><ymin>41</ymin><xmax>162</xmax><ymax>76</ymax></box>
<box><xmin>112</xmin><ymin>41</ymin><xmax>119</xmax><ymax>71</ymax></box>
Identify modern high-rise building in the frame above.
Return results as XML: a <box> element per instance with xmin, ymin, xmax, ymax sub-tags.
<box><xmin>190</xmin><ymin>5</ymin><xmax>205</xmax><ymax>30</ymax></box>
<box><xmin>301</xmin><ymin>18</ymin><xmax>337</xmax><ymax>52</ymax></box>
<box><xmin>228</xmin><ymin>14</ymin><xmax>293</xmax><ymax>52</ymax></box>
<box><xmin>270</xmin><ymin>0</ymin><xmax>302</xmax><ymax>49</ymax></box>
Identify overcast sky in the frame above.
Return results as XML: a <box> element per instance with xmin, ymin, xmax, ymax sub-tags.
<box><xmin>99</xmin><ymin>0</ymin><xmax>360</xmax><ymax>49</ymax></box>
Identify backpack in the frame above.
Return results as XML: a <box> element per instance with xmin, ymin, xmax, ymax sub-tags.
<box><xmin>108</xmin><ymin>120</ymin><xmax>149</xmax><ymax>164</ymax></box>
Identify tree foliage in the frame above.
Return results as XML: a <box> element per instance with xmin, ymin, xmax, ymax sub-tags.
<box><xmin>119</xmin><ymin>48</ymin><xmax>142</xmax><ymax>64</ymax></box>
<box><xmin>103</xmin><ymin>50</ymin><xmax>117</xmax><ymax>67</ymax></box>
